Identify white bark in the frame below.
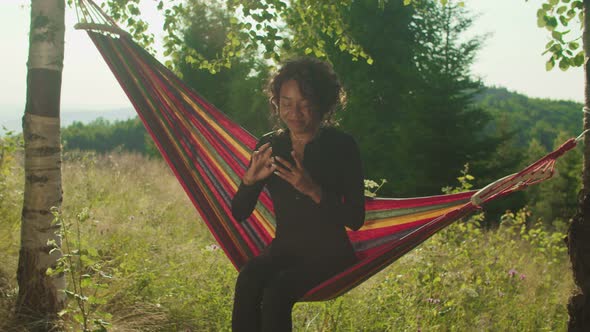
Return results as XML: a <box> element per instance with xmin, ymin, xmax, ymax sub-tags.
<box><xmin>28</xmin><ymin>0</ymin><xmax>65</xmax><ymax>71</ymax></box>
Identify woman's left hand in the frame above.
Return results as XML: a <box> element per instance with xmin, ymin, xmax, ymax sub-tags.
<box><xmin>273</xmin><ymin>152</ymin><xmax>322</xmax><ymax>203</ymax></box>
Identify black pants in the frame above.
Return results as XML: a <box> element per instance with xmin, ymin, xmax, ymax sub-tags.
<box><xmin>231</xmin><ymin>252</ymin><xmax>353</xmax><ymax>332</ymax></box>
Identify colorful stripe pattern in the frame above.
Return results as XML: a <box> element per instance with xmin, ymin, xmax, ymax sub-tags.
<box><xmin>83</xmin><ymin>29</ymin><xmax>577</xmax><ymax>301</ymax></box>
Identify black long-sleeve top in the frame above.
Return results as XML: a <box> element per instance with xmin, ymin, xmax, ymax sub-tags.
<box><xmin>231</xmin><ymin>127</ymin><xmax>365</xmax><ymax>260</ymax></box>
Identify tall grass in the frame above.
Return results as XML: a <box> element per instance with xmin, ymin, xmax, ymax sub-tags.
<box><xmin>0</xmin><ymin>150</ymin><xmax>574</xmax><ymax>331</ymax></box>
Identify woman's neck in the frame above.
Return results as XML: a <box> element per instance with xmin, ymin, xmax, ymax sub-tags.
<box><xmin>289</xmin><ymin>127</ymin><xmax>320</xmax><ymax>146</ymax></box>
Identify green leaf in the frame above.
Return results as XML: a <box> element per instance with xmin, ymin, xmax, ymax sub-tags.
<box><xmin>551</xmin><ymin>30</ymin><xmax>562</xmax><ymax>41</ymax></box>
<box><xmin>74</xmin><ymin>312</ymin><xmax>85</xmax><ymax>324</ymax></box>
<box><xmin>87</xmin><ymin>247</ymin><xmax>99</xmax><ymax>257</ymax></box>
<box><xmin>88</xmin><ymin>295</ymin><xmax>108</xmax><ymax>305</ymax></box>
<box><xmin>573</xmin><ymin>51</ymin><xmax>584</xmax><ymax>66</ymax></box>
<box><xmin>81</xmin><ymin>278</ymin><xmax>93</xmax><ymax>288</ymax></box>
<box><xmin>559</xmin><ymin>15</ymin><xmax>568</xmax><ymax>26</ymax></box>
<box><xmin>572</xmin><ymin>1</ymin><xmax>583</xmax><ymax>10</ymax></box>
<box><xmin>567</xmin><ymin>9</ymin><xmax>576</xmax><ymax>18</ymax></box>
<box><xmin>546</xmin><ymin>16</ymin><xmax>558</xmax><ymax>30</ymax></box>
<box><xmin>304</xmin><ymin>47</ymin><xmax>313</xmax><ymax>55</ymax></box>
<box><xmin>313</xmin><ymin>48</ymin><xmax>325</xmax><ymax>58</ymax></box>
<box><xmin>80</xmin><ymin>255</ymin><xmax>96</xmax><ymax>266</ymax></box>
<box><xmin>545</xmin><ymin>40</ymin><xmax>554</xmax><ymax>49</ymax></box>
<box><xmin>558</xmin><ymin>58</ymin><xmax>570</xmax><ymax>71</ymax></box>
<box><xmin>367</xmin><ymin>57</ymin><xmax>374</xmax><ymax>65</ymax></box>
<box><xmin>546</xmin><ymin>59</ymin><xmax>555</xmax><ymax>71</ymax></box>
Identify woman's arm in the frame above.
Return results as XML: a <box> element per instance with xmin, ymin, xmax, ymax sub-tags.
<box><xmin>231</xmin><ymin>181</ymin><xmax>265</xmax><ymax>222</ymax></box>
<box><xmin>231</xmin><ymin>137</ymin><xmax>273</xmax><ymax>222</ymax></box>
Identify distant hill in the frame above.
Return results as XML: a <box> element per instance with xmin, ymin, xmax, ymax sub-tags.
<box><xmin>0</xmin><ymin>106</ymin><xmax>135</xmax><ymax>134</ymax></box>
<box><xmin>475</xmin><ymin>87</ymin><xmax>582</xmax><ymax>150</ymax></box>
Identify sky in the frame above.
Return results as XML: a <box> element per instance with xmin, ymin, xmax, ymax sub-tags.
<box><xmin>0</xmin><ymin>0</ymin><xmax>585</xmax><ymax>125</ymax></box>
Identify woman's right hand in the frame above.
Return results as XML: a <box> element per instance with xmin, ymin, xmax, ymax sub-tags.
<box><xmin>242</xmin><ymin>142</ymin><xmax>275</xmax><ymax>185</ymax></box>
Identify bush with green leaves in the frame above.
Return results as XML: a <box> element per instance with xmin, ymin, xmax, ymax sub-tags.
<box><xmin>47</xmin><ymin>207</ymin><xmax>113</xmax><ymax>332</ymax></box>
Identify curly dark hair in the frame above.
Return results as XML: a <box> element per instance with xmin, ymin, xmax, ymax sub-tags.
<box><xmin>268</xmin><ymin>57</ymin><xmax>346</xmax><ymax>128</ymax></box>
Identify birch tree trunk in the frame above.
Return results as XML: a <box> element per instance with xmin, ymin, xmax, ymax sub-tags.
<box><xmin>568</xmin><ymin>1</ymin><xmax>590</xmax><ymax>330</ymax></box>
<box><xmin>16</xmin><ymin>0</ymin><xmax>66</xmax><ymax>329</ymax></box>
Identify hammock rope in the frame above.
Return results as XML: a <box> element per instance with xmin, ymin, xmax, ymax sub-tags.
<box><xmin>576</xmin><ymin>129</ymin><xmax>590</xmax><ymax>142</ymax></box>
<box><xmin>75</xmin><ymin>0</ymin><xmax>580</xmax><ymax>301</ymax></box>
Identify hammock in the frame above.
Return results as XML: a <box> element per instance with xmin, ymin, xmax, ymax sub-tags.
<box><xmin>74</xmin><ymin>0</ymin><xmax>580</xmax><ymax>301</ymax></box>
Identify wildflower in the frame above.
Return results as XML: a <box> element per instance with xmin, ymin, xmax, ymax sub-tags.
<box><xmin>426</xmin><ymin>298</ymin><xmax>441</xmax><ymax>304</ymax></box>
<box><xmin>508</xmin><ymin>268</ymin><xmax>518</xmax><ymax>277</ymax></box>
<box><xmin>206</xmin><ymin>244</ymin><xmax>220</xmax><ymax>251</ymax></box>
<box><xmin>520</xmin><ymin>273</ymin><xmax>526</xmax><ymax>280</ymax></box>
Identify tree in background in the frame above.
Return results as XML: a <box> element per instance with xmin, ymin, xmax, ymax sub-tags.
<box><xmin>526</xmin><ymin>132</ymin><xmax>582</xmax><ymax>224</ymax></box>
<box><xmin>317</xmin><ymin>0</ymin><xmax>417</xmax><ymax>196</ymax></box>
<box><xmin>62</xmin><ymin>118</ymin><xmax>149</xmax><ymax>154</ymax></box>
<box><xmin>17</xmin><ymin>0</ymin><xmax>66</xmax><ymax>329</ymax></box>
<box><xmin>175</xmin><ymin>0</ymin><xmax>271</xmax><ymax>136</ymax></box>
<box><xmin>405</xmin><ymin>0</ymin><xmax>497</xmax><ymax>195</ymax></box>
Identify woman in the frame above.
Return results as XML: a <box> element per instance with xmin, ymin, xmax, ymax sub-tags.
<box><xmin>231</xmin><ymin>57</ymin><xmax>365</xmax><ymax>332</ymax></box>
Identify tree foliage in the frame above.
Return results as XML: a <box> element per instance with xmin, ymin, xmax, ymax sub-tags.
<box><xmin>175</xmin><ymin>0</ymin><xmax>272</xmax><ymax>136</ymax></box>
<box><xmin>532</xmin><ymin>0</ymin><xmax>585</xmax><ymax>71</ymax></box>
<box><xmin>98</xmin><ymin>0</ymin><xmax>374</xmax><ymax>73</ymax></box>
<box><xmin>62</xmin><ymin>118</ymin><xmax>152</xmax><ymax>155</ymax></box>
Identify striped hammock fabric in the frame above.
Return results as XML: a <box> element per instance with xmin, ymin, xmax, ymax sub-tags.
<box><xmin>75</xmin><ymin>2</ymin><xmax>578</xmax><ymax>301</ymax></box>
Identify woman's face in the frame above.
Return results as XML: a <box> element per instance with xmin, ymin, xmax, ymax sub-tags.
<box><xmin>278</xmin><ymin>79</ymin><xmax>321</xmax><ymax>137</ymax></box>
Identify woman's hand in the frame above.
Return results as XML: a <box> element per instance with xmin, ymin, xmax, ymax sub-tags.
<box><xmin>273</xmin><ymin>151</ymin><xmax>323</xmax><ymax>204</ymax></box>
<box><xmin>243</xmin><ymin>142</ymin><xmax>275</xmax><ymax>185</ymax></box>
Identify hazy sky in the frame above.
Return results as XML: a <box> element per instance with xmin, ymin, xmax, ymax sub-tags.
<box><xmin>0</xmin><ymin>0</ymin><xmax>585</xmax><ymax>117</ymax></box>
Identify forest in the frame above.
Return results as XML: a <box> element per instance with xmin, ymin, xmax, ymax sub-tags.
<box><xmin>1</xmin><ymin>0</ymin><xmax>585</xmax><ymax>330</ymax></box>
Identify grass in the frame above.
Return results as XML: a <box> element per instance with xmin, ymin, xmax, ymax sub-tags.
<box><xmin>0</xmin><ymin>150</ymin><xmax>575</xmax><ymax>331</ymax></box>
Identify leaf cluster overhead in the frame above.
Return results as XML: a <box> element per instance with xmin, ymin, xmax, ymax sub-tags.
<box><xmin>98</xmin><ymin>0</ymin><xmax>374</xmax><ymax>72</ymax></box>
<box><xmin>533</xmin><ymin>0</ymin><xmax>585</xmax><ymax>71</ymax></box>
